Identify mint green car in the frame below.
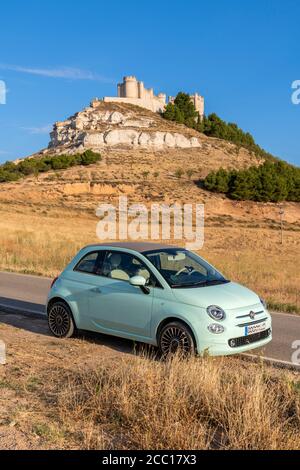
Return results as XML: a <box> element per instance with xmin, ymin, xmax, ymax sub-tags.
<box><xmin>47</xmin><ymin>242</ymin><xmax>272</xmax><ymax>356</ymax></box>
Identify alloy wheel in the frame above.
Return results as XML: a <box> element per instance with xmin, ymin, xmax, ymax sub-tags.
<box><xmin>48</xmin><ymin>304</ymin><xmax>71</xmax><ymax>337</ymax></box>
<box><xmin>160</xmin><ymin>325</ymin><xmax>192</xmax><ymax>356</ymax></box>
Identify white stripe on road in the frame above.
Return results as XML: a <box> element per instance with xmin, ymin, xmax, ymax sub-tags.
<box><xmin>241</xmin><ymin>352</ymin><xmax>300</xmax><ymax>370</ymax></box>
<box><xmin>0</xmin><ymin>271</ymin><xmax>52</xmax><ymax>281</ymax></box>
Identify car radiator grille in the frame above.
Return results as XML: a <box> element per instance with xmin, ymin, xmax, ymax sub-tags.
<box><xmin>228</xmin><ymin>329</ymin><xmax>271</xmax><ymax>348</ymax></box>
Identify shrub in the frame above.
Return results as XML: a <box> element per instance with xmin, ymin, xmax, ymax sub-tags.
<box><xmin>0</xmin><ymin>150</ymin><xmax>102</xmax><ymax>183</ymax></box>
<box><xmin>203</xmin><ymin>161</ymin><xmax>300</xmax><ymax>202</ymax></box>
<box><xmin>186</xmin><ymin>169</ymin><xmax>195</xmax><ymax>180</ymax></box>
<box><xmin>174</xmin><ymin>168</ymin><xmax>184</xmax><ymax>179</ymax></box>
<box><xmin>162</xmin><ymin>92</ymin><xmax>275</xmax><ymax>161</ymax></box>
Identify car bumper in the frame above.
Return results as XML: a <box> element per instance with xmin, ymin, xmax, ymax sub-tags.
<box><xmin>198</xmin><ymin>329</ymin><xmax>272</xmax><ymax>356</ymax></box>
<box><xmin>193</xmin><ymin>308</ymin><xmax>272</xmax><ymax>356</ymax></box>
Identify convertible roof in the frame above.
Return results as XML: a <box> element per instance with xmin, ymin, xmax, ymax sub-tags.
<box><xmin>84</xmin><ymin>241</ymin><xmax>182</xmax><ymax>254</ymax></box>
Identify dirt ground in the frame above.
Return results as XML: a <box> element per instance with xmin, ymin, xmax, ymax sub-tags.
<box><xmin>1</xmin><ymin>311</ymin><xmax>300</xmax><ymax>450</ymax></box>
<box><xmin>0</xmin><ymin>311</ymin><xmax>137</xmax><ymax>450</ymax></box>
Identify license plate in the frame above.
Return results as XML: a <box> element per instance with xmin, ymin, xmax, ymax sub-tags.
<box><xmin>245</xmin><ymin>322</ymin><xmax>266</xmax><ymax>336</ymax></box>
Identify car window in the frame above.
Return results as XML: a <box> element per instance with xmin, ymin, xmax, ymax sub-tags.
<box><xmin>155</xmin><ymin>252</ymin><xmax>207</xmax><ymax>276</ymax></box>
<box><xmin>145</xmin><ymin>249</ymin><xmax>227</xmax><ymax>288</ymax></box>
<box><xmin>74</xmin><ymin>251</ymin><xmax>105</xmax><ymax>275</ymax></box>
<box><xmin>101</xmin><ymin>251</ymin><xmax>153</xmax><ymax>283</ymax></box>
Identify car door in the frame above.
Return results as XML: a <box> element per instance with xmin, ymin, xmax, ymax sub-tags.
<box><xmin>63</xmin><ymin>250</ymin><xmax>107</xmax><ymax>330</ymax></box>
<box><xmin>87</xmin><ymin>250</ymin><xmax>154</xmax><ymax>341</ymax></box>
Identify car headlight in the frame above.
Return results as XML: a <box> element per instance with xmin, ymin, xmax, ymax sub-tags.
<box><xmin>208</xmin><ymin>323</ymin><xmax>225</xmax><ymax>334</ymax></box>
<box><xmin>260</xmin><ymin>298</ymin><xmax>267</xmax><ymax>309</ymax></box>
<box><xmin>207</xmin><ymin>305</ymin><xmax>226</xmax><ymax>321</ymax></box>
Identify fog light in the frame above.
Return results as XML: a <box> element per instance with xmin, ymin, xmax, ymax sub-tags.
<box><xmin>229</xmin><ymin>339</ymin><xmax>236</xmax><ymax>348</ymax></box>
<box><xmin>208</xmin><ymin>323</ymin><xmax>225</xmax><ymax>334</ymax></box>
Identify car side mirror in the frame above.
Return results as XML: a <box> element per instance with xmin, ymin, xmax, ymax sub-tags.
<box><xmin>130</xmin><ymin>275</ymin><xmax>146</xmax><ymax>287</ymax></box>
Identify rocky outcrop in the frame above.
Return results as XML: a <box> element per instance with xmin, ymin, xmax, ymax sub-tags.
<box><xmin>48</xmin><ymin>103</ymin><xmax>201</xmax><ymax>152</ymax></box>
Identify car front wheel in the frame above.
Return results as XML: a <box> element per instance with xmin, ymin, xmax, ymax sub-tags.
<box><xmin>158</xmin><ymin>321</ymin><xmax>195</xmax><ymax>357</ymax></box>
<box><xmin>48</xmin><ymin>301</ymin><xmax>75</xmax><ymax>338</ymax></box>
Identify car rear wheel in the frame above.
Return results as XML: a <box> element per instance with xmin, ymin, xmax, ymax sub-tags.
<box><xmin>48</xmin><ymin>301</ymin><xmax>75</xmax><ymax>338</ymax></box>
<box><xmin>158</xmin><ymin>321</ymin><xmax>195</xmax><ymax>357</ymax></box>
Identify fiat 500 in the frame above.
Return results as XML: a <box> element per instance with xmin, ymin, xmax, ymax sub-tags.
<box><xmin>47</xmin><ymin>242</ymin><xmax>272</xmax><ymax>356</ymax></box>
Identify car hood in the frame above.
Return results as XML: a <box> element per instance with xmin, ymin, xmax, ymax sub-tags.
<box><xmin>172</xmin><ymin>281</ymin><xmax>260</xmax><ymax>310</ymax></box>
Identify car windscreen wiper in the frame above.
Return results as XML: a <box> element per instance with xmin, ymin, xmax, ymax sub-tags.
<box><xmin>171</xmin><ymin>279</ymin><xmax>230</xmax><ymax>288</ymax></box>
<box><xmin>205</xmin><ymin>279</ymin><xmax>230</xmax><ymax>285</ymax></box>
<box><xmin>171</xmin><ymin>281</ymin><xmax>208</xmax><ymax>288</ymax></box>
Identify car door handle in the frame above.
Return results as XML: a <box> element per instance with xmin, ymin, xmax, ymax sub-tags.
<box><xmin>91</xmin><ymin>287</ymin><xmax>102</xmax><ymax>294</ymax></box>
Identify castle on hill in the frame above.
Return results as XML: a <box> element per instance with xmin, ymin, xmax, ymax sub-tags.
<box><xmin>93</xmin><ymin>75</ymin><xmax>204</xmax><ymax>119</ymax></box>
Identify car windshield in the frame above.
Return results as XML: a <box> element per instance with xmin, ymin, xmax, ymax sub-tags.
<box><xmin>144</xmin><ymin>248</ymin><xmax>229</xmax><ymax>288</ymax></box>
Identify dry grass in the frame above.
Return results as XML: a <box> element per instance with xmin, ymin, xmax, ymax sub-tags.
<box><xmin>1</xmin><ymin>310</ymin><xmax>300</xmax><ymax>450</ymax></box>
<box><xmin>0</xmin><ymin>316</ymin><xmax>300</xmax><ymax>450</ymax></box>
<box><xmin>0</xmin><ymin>203</ymin><xmax>298</xmax><ymax>312</ymax></box>
<box><xmin>55</xmin><ymin>354</ymin><xmax>300</xmax><ymax>450</ymax></box>
<box><xmin>6</xmin><ymin>353</ymin><xmax>300</xmax><ymax>450</ymax></box>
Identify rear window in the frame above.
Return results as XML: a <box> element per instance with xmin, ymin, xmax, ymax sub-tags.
<box><xmin>74</xmin><ymin>251</ymin><xmax>105</xmax><ymax>274</ymax></box>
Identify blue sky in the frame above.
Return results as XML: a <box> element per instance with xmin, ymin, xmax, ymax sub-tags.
<box><xmin>0</xmin><ymin>0</ymin><xmax>299</xmax><ymax>165</ymax></box>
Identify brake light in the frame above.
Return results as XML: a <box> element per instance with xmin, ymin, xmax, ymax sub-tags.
<box><xmin>51</xmin><ymin>276</ymin><xmax>59</xmax><ymax>288</ymax></box>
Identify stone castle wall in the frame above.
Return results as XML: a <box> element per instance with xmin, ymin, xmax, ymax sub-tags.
<box><xmin>103</xmin><ymin>76</ymin><xmax>205</xmax><ymax>117</ymax></box>
<box><xmin>104</xmin><ymin>76</ymin><xmax>166</xmax><ymax>113</ymax></box>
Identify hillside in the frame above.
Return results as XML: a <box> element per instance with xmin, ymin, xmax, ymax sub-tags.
<box><xmin>1</xmin><ymin>101</ymin><xmax>299</xmax><ymax>227</ymax></box>
<box><xmin>0</xmin><ymin>102</ymin><xmax>264</xmax><ymax>210</ymax></box>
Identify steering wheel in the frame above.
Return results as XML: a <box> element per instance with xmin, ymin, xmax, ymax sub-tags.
<box><xmin>174</xmin><ymin>266</ymin><xmax>196</xmax><ymax>277</ymax></box>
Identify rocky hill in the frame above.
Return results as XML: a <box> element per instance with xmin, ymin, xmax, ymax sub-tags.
<box><xmin>47</xmin><ymin>101</ymin><xmax>202</xmax><ymax>154</ymax></box>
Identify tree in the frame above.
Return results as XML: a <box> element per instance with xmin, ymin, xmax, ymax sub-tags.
<box><xmin>162</xmin><ymin>92</ymin><xmax>198</xmax><ymax>127</ymax></box>
<box><xmin>203</xmin><ymin>161</ymin><xmax>300</xmax><ymax>203</ymax></box>
<box><xmin>174</xmin><ymin>92</ymin><xmax>198</xmax><ymax>125</ymax></box>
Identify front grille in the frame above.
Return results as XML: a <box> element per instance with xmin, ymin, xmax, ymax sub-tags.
<box><xmin>236</xmin><ymin>310</ymin><xmax>264</xmax><ymax>319</ymax></box>
<box><xmin>236</xmin><ymin>317</ymin><xmax>268</xmax><ymax>327</ymax></box>
<box><xmin>228</xmin><ymin>329</ymin><xmax>271</xmax><ymax>348</ymax></box>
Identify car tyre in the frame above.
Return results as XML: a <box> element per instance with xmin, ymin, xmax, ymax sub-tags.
<box><xmin>48</xmin><ymin>301</ymin><xmax>75</xmax><ymax>338</ymax></box>
<box><xmin>158</xmin><ymin>321</ymin><xmax>195</xmax><ymax>357</ymax></box>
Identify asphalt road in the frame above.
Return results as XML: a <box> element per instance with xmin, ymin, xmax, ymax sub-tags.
<box><xmin>0</xmin><ymin>271</ymin><xmax>299</xmax><ymax>369</ymax></box>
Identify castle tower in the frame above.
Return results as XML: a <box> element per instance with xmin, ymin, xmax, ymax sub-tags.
<box><xmin>192</xmin><ymin>92</ymin><xmax>205</xmax><ymax>119</ymax></box>
<box><xmin>104</xmin><ymin>75</ymin><xmax>176</xmax><ymax>113</ymax></box>
<box><xmin>138</xmin><ymin>81</ymin><xmax>145</xmax><ymax>99</ymax></box>
<box><xmin>158</xmin><ymin>93</ymin><xmax>167</xmax><ymax>104</ymax></box>
<box><xmin>123</xmin><ymin>76</ymin><xmax>139</xmax><ymax>98</ymax></box>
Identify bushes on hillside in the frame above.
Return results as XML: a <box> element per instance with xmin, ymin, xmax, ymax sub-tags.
<box><xmin>0</xmin><ymin>150</ymin><xmax>101</xmax><ymax>183</ymax></box>
<box><xmin>203</xmin><ymin>161</ymin><xmax>300</xmax><ymax>202</ymax></box>
<box><xmin>199</xmin><ymin>114</ymin><xmax>275</xmax><ymax>160</ymax></box>
<box><xmin>162</xmin><ymin>92</ymin><xmax>274</xmax><ymax>160</ymax></box>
